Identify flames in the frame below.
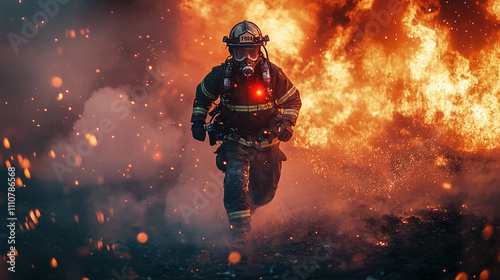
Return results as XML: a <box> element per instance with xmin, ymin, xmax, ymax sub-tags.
<box><xmin>179</xmin><ymin>0</ymin><xmax>500</xmax><ymax>153</ymax></box>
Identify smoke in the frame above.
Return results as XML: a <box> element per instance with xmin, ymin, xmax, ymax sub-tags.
<box><xmin>1</xmin><ymin>0</ymin><xmax>500</xmax><ymax>248</ymax></box>
<box><xmin>37</xmin><ymin>86</ymin><xmax>183</xmax><ymax>185</ymax></box>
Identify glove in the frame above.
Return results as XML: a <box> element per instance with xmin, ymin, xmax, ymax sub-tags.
<box><xmin>191</xmin><ymin>122</ymin><xmax>206</xmax><ymax>142</ymax></box>
<box><xmin>277</xmin><ymin>121</ymin><xmax>293</xmax><ymax>142</ymax></box>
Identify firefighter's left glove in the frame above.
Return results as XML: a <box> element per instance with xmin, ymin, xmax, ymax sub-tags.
<box><xmin>278</xmin><ymin>121</ymin><xmax>294</xmax><ymax>142</ymax></box>
<box><xmin>191</xmin><ymin>122</ymin><xmax>206</xmax><ymax>142</ymax></box>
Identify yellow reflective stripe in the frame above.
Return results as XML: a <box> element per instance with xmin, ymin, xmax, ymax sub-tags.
<box><xmin>283</xmin><ymin>108</ymin><xmax>299</xmax><ymax>118</ymax></box>
<box><xmin>226</xmin><ymin>136</ymin><xmax>280</xmax><ymax>148</ymax></box>
<box><xmin>192</xmin><ymin>107</ymin><xmax>208</xmax><ymax>114</ymax></box>
<box><xmin>201</xmin><ymin>80</ymin><xmax>217</xmax><ymax>100</ymax></box>
<box><xmin>276</xmin><ymin>86</ymin><xmax>297</xmax><ymax>105</ymax></box>
<box><xmin>223</xmin><ymin>102</ymin><xmax>273</xmax><ymax>112</ymax></box>
<box><xmin>228</xmin><ymin>210</ymin><xmax>251</xmax><ymax>220</ymax></box>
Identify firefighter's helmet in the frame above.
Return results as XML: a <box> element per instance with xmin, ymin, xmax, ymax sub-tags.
<box><xmin>223</xmin><ymin>20</ymin><xmax>269</xmax><ymax>77</ymax></box>
<box><xmin>223</xmin><ymin>20</ymin><xmax>269</xmax><ymax>47</ymax></box>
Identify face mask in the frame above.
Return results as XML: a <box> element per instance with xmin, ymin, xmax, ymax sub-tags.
<box><xmin>233</xmin><ymin>46</ymin><xmax>260</xmax><ymax>77</ymax></box>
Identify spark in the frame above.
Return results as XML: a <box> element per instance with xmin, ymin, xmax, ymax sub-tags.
<box><xmin>50</xmin><ymin>258</ymin><xmax>57</xmax><ymax>268</ymax></box>
<box><xmin>29</xmin><ymin>210</ymin><xmax>38</xmax><ymax>224</ymax></box>
<box><xmin>85</xmin><ymin>133</ymin><xmax>98</xmax><ymax>147</ymax></box>
<box><xmin>96</xmin><ymin>211</ymin><xmax>104</xmax><ymax>223</ymax></box>
<box><xmin>24</xmin><ymin>168</ymin><xmax>31</xmax><ymax>179</ymax></box>
<box><xmin>3</xmin><ymin>138</ymin><xmax>10</xmax><ymax>149</ymax></box>
<box><xmin>442</xmin><ymin>183</ymin><xmax>452</xmax><ymax>190</ymax></box>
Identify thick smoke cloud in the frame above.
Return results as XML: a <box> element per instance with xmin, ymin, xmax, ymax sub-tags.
<box><xmin>38</xmin><ymin>87</ymin><xmax>183</xmax><ymax>185</ymax></box>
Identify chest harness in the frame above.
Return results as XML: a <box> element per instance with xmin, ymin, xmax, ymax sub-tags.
<box><xmin>206</xmin><ymin>53</ymin><xmax>282</xmax><ymax>146</ymax></box>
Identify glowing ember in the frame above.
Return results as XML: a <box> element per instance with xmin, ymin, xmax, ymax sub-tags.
<box><xmin>3</xmin><ymin>138</ymin><xmax>10</xmax><ymax>149</ymax></box>
<box><xmin>455</xmin><ymin>272</ymin><xmax>468</xmax><ymax>280</ymax></box>
<box><xmin>75</xmin><ymin>180</ymin><xmax>79</xmax><ymax>186</ymax></box>
<box><xmin>49</xmin><ymin>150</ymin><xmax>56</xmax><ymax>159</ymax></box>
<box><xmin>50</xmin><ymin>258</ymin><xmax>57</xmax><ymax>268</ymax></box>
<box><xmin>482</xmin><ymin>224</ymin><xmax>494</xmax><ymax>241</ymax></box>
<box><xmin>15</xmin><ymin>177</ymin><xmax>22</xmax><ymax>187</ymax></box>
<box><xmin>51</xmin><ymin>77</ymin><xmax>63</xmax><ymax>88</ymax></box>
<box><xmin>29</xmin><ymin>210</ymin><xmax>38</xmax><ymax>224</ymax></box>
<box><xmin>85</xmin><ymin>133</ymin><xmax>98</xmax><ymax>147</ymax></box>
<box><xmin>24</xmin><ymin>168</ymin><xmax>31</xmax><ymax>179</ymax></box>
<box><xmin>442</xmin><ymin>183</ymin><xmax>452</xmax><ymax>190</ymax></box>
<box><xmin>228</xmin><ymin>251</ymin><xmax>241</xmax><ymax>264</ymax></box>
<box><xmin>480</xmin><ymin>269</ymin><xmax>490</xmax><ymax>280</ymax></box>
<box><xmin>66</xmin><ymin>29</ymin><xmax>76</xmax><ymax>38</ymax></box>
<box><xmin>96</xmin><ymin>211</ymin><xmax>104</xmax><ymax>223</ymax></box>
<box><xmin>137</xmin><ymin>232</ymin><xmax>148</xmax><ymax>243</ymax></box>
<box><xmin>153</xmin><ymin>152</ymin><xmax>161</xmax><ymax>160</ymax></box>
<box><xmin>57</xmin><ymin>93</ymin><xmax>63</xmax><ymax>101</ymax></box>
<box><xmin>20</xmin><ymin>157</ymin><xmax>30</xmax><ymax>169</ymax></box>
<box><xmin>376</xmin><ymin>241</ymin><xmax>388</xmax><ymax>246</ymax></box>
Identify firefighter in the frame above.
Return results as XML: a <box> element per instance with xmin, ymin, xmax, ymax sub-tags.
<box><xmin>190</xmin><ymin>20</ymin><xmax>301</xmax><ymax>246</ymax></box>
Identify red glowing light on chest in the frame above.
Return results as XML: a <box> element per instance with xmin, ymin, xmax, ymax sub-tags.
<box><xmin>249</xmin><ymin>83</ymin><xmax>266</xmax><ymax>99</ymax></box>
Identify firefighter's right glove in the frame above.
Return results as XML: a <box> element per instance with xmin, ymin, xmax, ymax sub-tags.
<box><xmin>277</xmin><ymin>121</ymin><xmax>294</xmax><ymax>142</ymax></box>
<box><xmin>191</xmin><ymin>122</ymin><xmax>206</xmax><ymax>142</ymax></box>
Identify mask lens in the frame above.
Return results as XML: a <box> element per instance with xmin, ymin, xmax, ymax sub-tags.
<box><xmin>233</xmin><ymin>46</ymin><xmax>260</xmax><ymax>61</ymax></box>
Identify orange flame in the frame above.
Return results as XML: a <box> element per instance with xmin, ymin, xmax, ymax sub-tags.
<box><xmin>179</xmin><ymin>0</ymin><xmax>500</xmax><ymax>153</ymax></box>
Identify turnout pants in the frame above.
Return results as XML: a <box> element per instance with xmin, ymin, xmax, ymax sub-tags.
<box><xmin>215</xmin><ymin>140</ymin><xmax>287</xmax><ymax>229</ymax></box>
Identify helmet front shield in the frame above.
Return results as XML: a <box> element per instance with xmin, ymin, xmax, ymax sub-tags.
<box><xmin>233</xmin><ymin>46</ymin><xmax>260</xmax><ymax>61</ymax></box>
